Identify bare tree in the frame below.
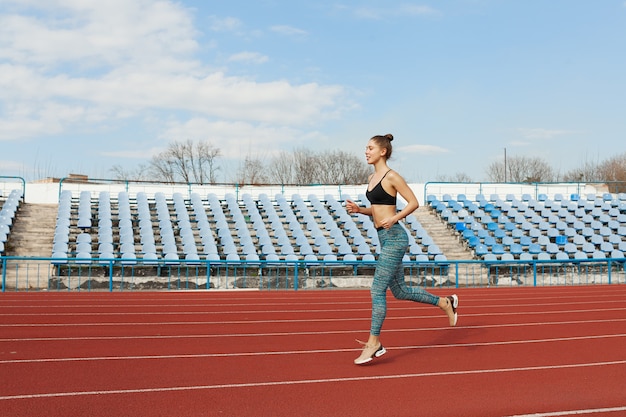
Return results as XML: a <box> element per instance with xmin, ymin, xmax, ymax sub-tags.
<box><xmin>148</xmin><ymin>153</ymin><xmax>176</xmax><ymax>183</ymax></box>
<box><xmin>266</xmin><ymin>148</ymin><xmax>370</xmax><ymax>185</ymax></box>
<box><xmin>316</xmin><ymin>150</ymin><xmax>370</xmax><ymax>184</ymax></box>
<box><xmin>148</xmin><ymin>139</ymin><xmax>221</xmax><ymax>184</ymax></box>
<box><xmin>268</xmin><ymin>150</ymin><xmax>295</xmax><ymax>184</ymax></box>
<box><xmin>107</xmin><ymin>137</ymin><xmax>626</xmax><ymax>190</ymax></box>
<box><xmin>597</xmin><ymin>152</ymin><xmax>626</xmax><ymax>192</ymax></box>
<box><xmin>487</xmin><ymin>155</ymin><xmax>554</xmax><ymax>183</ymax></box>
<box><xmin>110</xmin><ymin>163</ymin><xmax>152</xmax><ymax>181</ymax></box>
<box><xmin>435</xmin><ymin>172</ymin><xmax>473</xmax><ymax>182</ymax></box>
<box><xmin>197</xmin><ymin>141</ymin><xmax>221</xmax><ymax>184</ymax></box>
<box><xmin>292</xmin><ymin>148</ymin><xmax>319</xmax><ymax>185</ymax></box>
<box><xmin>485</xmin><ymin>160</ymin><xmax>505</xmax><ymax>182</ymax></box>
<box><xmin>563</xmin><ymin>158</ymin><xmax>602</xmax><ymax>182</ymax></box>
<box><xmin>235</xmin><ymin>155</ymin><xmax>269</xmax><ymax>185</ymax></box>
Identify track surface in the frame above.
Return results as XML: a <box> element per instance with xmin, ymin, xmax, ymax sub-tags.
<box><xmin>1</xmin><ymin>286</ymin><xmax>626</xmax><ymax>417</ymax></box>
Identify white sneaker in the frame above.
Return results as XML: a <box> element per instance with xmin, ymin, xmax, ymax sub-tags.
<box><xmin>445</xmin><ymin>294</ymin><xmax>459</xmax><ymax>326</ymax></box>
<box><xmin>354</xmin><ymin>341</ymin><xmax>386</xmax><ymax>365</ymax></box>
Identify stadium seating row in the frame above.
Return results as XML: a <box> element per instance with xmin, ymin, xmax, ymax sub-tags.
<box><xmin>0</xmin><ymin>189</ymin><xmax>23</xmax><ymax>254</ymax></box>
<box><xmin>428</xmin><ymin>193</ymin><xmax>626</xmax><ymax>262</ymax></box>
<box><xmin>5</xmin><ymin>186</ymin><xmax>626</xmax><ymax>266</ymax></box>
<box><xmin>47</xmin><ymin>190</ymin><xmax>448</xmax><ymax>265</ymax></box>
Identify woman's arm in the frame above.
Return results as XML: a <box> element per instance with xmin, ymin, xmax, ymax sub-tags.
<box><xmin>346</xmin><ymin>199</ymin><xmax>372</xmax><ymax>216</ymax></box>
<box><xmin>388</xmin><ymin>172</ymin><xmax>419</xmax><ymax>224</ymax></box>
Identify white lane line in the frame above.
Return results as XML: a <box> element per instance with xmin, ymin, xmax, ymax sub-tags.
<box><xmin>503</xmin><ymin>406</ymin><xmax>626</xmax><ymax>416</ymax></box>
<box><xmin>1</xmin><ymin>307</ymin><xmax>625</xmax><ymax>327</ymax></box>
<box><xmin>1</xmin><ymin>298</ymin><xmax>625</xmax><ymax>314</ymax></box>
<box><xmin>2</xmin><ymin>333</ymin><xmax>625</xmax><ymax>364</ymax></box>
<box><xmin>0</xmin><ymin>301</ymin><xmax>372</xmax><ymax>310</ymax></box>
<box><xmin>2</xmin><ymin>317</ymin><xmax>626</xmax><ymax>342</ymax></box>
<box><xmin>1</xmin><ymin>359</ymin><xmax>625</xmax><ymax>401</ymax></box>
<box><xmin>2</xmin><ymin>300</ymin><xmax>358</xmax><ymax>310</ymax></box>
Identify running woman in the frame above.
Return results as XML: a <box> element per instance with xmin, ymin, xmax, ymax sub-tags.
<box><xmin>346</xmin><ymin>133</ymin><xmax>458</xmax><ymax>365</ymax></box>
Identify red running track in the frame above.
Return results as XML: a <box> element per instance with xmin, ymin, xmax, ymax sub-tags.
<box><xmin>1</xmin><ymin>285</ymin><xmax>626</xmax><ymax>417</ymax></box>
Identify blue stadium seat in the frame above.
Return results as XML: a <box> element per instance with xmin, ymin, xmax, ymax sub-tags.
<box><xmin>610</xmin><ymin>250</ymin><xmax>624</xmax><ymax>259</ymax></box>
<box><xmin>51</xmin><ymin>251</ymin><xmax>68</xmax><ymax>264</ymax></box>
<box><xmin>77</xmin><ymin>191</ymin><xmax>92</xmax><ymax>229</ymax></box>
<box><xmin>76</xmin><ymin>251</ymin><xmax>92</xmax><ymax>264</ymax></box>
<box><xmin>545</xmin><ymin>243</ymin><xmax>559</xmax><ymax>256</ymax></box>
<box><xmin>591</xmin><ymin>251</ymin><xmax>606</xmax><ymax>260</ymax></box>
<box><xmin>492</xmin><ymin>244</ymin><xmax>504</xmax><ymax>256</ymax></box>
<box><xmin>346</xmin><ymin>252</ymin><xmax>367</xmax><ymax>262</ymax></box>
<box><xmin>564</xmin><ymin>243</ymin><xmax>577</xmax><ymax>255</ymax></box>
<box><xmin>529</xmin><ymin>244</ymin><xmax>542</xmax><ymax>256</ymax></box>
<box><xmin>573</xmin><ymin>251</ymin><xmax>588</xmax><ymax>260</ymax></box>
<box><xmin>572</xmin><ymin>235</ymin><xmax>586</xmax><ymax>247</ymax></box>
<box><xmin>582</xmin><ymin>242</ymin><xmax>595</xmax><ymax>255</ymax></box>
<box><xmin>556</xmin><ymin>251</ymin><xmax>569</xmax><ymax>261</ymax></box>
<box><xmin>475</xmin><ymin>244</ymin><xmax>488</xmax><ymax>257</ymax></box>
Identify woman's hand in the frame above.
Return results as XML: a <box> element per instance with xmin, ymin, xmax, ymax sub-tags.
<box><xmin>378</xmin><ymin>216</ymin><xmax>398</xmax><ymax>230</ymax></box>
<box><xmin>345</xmin><ymin>199</ymin><xmax>360</xmax><ymax>214</ymax></box>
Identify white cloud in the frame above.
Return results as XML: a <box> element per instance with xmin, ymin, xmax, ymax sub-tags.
<box><xmin>227</xmin><ymin>51</ymin><xmax>269</xmax><ymax>64</ymax></box>
<box><xmin>397</xmin><ymin>144</ymin><xmax>449</xmax><ymax>154</ymax></box>
<box><xmin>0</xmin><ymin>1</ymin><xmax>349</xmax><ymax>145</ymax></box>
<box><xmin>515</xmin><ymin>128</ymin><xmax>576</xmax><ymax>140</ymax></box>
<box><xmin>352</xmin><ymin>4</ymin><xmax>440</xmax><ymax>20</ymax></box>
<box><xmin>0</xmin><ymin>65</ymin><xmax>345</xmax><ymax>140</ymax></box>
<box><xmin>399</xmin><ymin>4</ymin><xmax>440</xmax><ymax>16</ymax></box>
<box><xmin>207</xmin><ymin>15</ymin><xmax>263</xmax><ymax>39</ymax></box>
<box><xmin>270</xmin><ymin>25</ymin><xmax>308</xmax><ymax>37</ymax></box>
<box><xmin>159</xmin><ymin>118</ymin><xmax>322</xmax><ymax>159</ymax></box>
<box><xmin>208</xmin><ymin>15</ymin><xmax>243</xmax><ymax>32</ymax></box>
<box><xmin>0</xmin><ymin>159</ymin><xmax>26</xmax><ymax>172</ymax></box>
<box><xmin>100</xmin><ymin>147</ymin><xmax>164</xmax><ymax>160</ymax></box>
<box><xmin>0</xmin><ymin>0</ymin><xmax>199</xmax><ymax>69</ymax></box>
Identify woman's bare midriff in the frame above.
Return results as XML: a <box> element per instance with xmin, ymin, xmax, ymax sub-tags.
<box><xmin>370</xmin><ymin>205</ymin><xmax>397</xmax><ymax>228</ymax></box>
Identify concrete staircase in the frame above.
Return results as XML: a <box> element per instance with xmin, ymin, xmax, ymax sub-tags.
<box><xmin>7</xmin><ymin>203</ymin><xmax>57</xmax><ymax>256</ymax></box>
<box><xmin>412</xmin><ymin>206</ymin><xmax>474</xmax><ymax>261</ymax></box>
<box><xmin>3</xmin><ymin>203</ymin><xmax>57</xmax><ymax>289</ymax></box>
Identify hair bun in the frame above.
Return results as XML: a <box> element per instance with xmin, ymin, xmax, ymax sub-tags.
<box><xmin>385</xmin><ymin>134</ymin><xmax>394</xmax><ymax>141</ymax></box>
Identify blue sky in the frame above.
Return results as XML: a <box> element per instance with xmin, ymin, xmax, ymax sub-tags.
<box><xmin>1</xmin><ymin>0</ymin><xmax>625</xmax><ymax>183</ymax></box>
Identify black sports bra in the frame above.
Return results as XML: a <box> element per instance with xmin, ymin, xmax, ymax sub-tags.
<box><xmin>366</xmin><ymin>170</ymin><xmax>397</xmax><ymax>205</ymax></box>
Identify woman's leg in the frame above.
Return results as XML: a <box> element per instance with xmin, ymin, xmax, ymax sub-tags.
<box><xmin>354</xmin><ymin>235</ymin><xmax>398</xmax><ymax>364</ymax></box>
<box><xmin>355</xmin><ymin>226</ymin><xmax>404</xmax><ymax>364</ymax></box>
<box><xmin>369</xmin><ymin>227</ymin><xmax>407</xmax><ymax>336</ymax></box>
<box><xmin>388</xmin><ymin>263</ymin><xmax>439</xmax><ymax>306</ymax></box>
<box><xmin>355</xmin><ymin>225</ymin><xmax>458</xmax><ymax>364</ymax></box>
<box><xmin>389</xmin><ymin>272</ymin><xmax>458</xmax><ymax>326</ymax></box>
<box><xmin>384</xmin><ymin>229</ymin><xmax>459</xmax><ymax>326</ymax></box>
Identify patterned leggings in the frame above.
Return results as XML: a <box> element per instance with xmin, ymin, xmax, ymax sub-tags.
<box><xmin>370</xmin><ymin>223</ymin><xmax>440</xmax><ymax>336</ymax></box>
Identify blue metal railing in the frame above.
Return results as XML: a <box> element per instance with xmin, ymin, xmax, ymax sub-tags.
<box><xmin>0</xmin><ymin>176</ymin><xmax>26</xmax><ymax>201</ymax></box>
<box><xmin>56</xmin><ymin>177</ymin><xmax>356</xmax><ymax>204</ymax></box>
<box><xmin>2</xmin><ymin>255</ymin><xmax>624</xmax><ymax>292</ymax></box>
<box><xmin>422</xmin><ymin>181</ymin><xmax>626</xmax><ymax>203</ymax></box>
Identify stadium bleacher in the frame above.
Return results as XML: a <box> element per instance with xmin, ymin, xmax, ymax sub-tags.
<box><xmin>0</xmin><ymin>189</ymin><xmax>24</xmax><ymax>255</ymax></box>
<box><xmin>2</xmin><ymin>176</ymin><xmax>625</xmax><ymax>278</ymax></box>
<box><xmin>428</xmin><ymin>192</ymin><xmax>626</xmax><ymax>262</ymax></box>
<box><xmin>37</xmin><ymin>187</ymin><xmax>626</xmax><ymax>268</ymax></box>
<box><xmin>3</xmin><ymin>177</ymin><xmax>626</xmax><ymax>291</ymax></box>
<box><xmin>45</xmin><ymin>190</ymin><xmax>448</xmax><ymax>265</ymax></box>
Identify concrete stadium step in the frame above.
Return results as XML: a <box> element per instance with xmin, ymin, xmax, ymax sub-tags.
<box><xmin>412</xmin><ymin>206</ymin><xmax>474</xmax><ymax>261</ymax></box>
<box><xmin>5</xmin><ymin>203</ymin><xmax>57</xmax><ymax>257</ymax></box>
<box><xmin>3</xmin><ymin>203</ymin><xmax>57</xmax><ymax>289</ymax></box>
